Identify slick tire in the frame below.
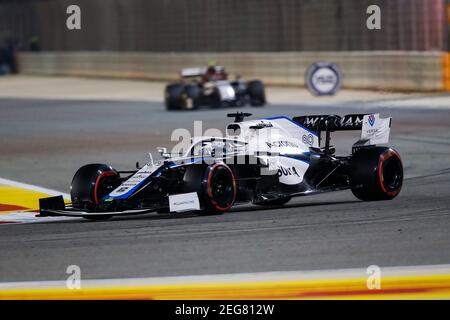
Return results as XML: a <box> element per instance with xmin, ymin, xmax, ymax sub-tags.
<box><xmin>71</xmin><ymin>164</ymin><xmax>120</xmax><ymax>220</ymax></box>
<box><xmin>183</xmin><ymin>163</ymin><xmax>236</xmax><ymax>215</ymax></box>
<box><xmin>350</xmin><ymin>147</ymin><xmax>403</xmax><ymax>201</ymax></box>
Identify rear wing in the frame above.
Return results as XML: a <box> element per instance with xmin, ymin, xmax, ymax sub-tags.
<box><xmin>180</xmin><ymin>66</ymin><xmax>226</xmax><ymax>78</ymax></box>
<box><xmin>293</xmin><ymin>113</ymin><xmax>392</xmax><ymax>146</ymax></box>
<box><xmin>180</xmin><ymin>67</ymin><xmax>206</xmax><ymax>78</ymax></box>
<box><xmin>293</xmin><ymin>114</ymin><xmax>368</xmax><ymax>132</ymax></box>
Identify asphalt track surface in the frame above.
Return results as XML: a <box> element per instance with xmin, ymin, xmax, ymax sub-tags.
<box><xmin>0</xmin><ymin>97</ymin><xmax>450</xmax><ymax>282</ymax></box>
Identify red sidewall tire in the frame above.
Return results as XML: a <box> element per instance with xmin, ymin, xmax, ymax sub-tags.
<box><xmin>203</xmin><ymin>163</ymin><xmax>236</xmax><ymax>214</ymax></box>
<box><xmin>350</xmin><ymin>147</ymin><xmax>403</xmax><ymax>201</ymax></box>
<box><xmin>71</xmin><ymin>164</ymin><xmax>119</xmax><ymax>210</ymax></box>
<box><xmin>377</xmin><ymin>149</ymin><xmax>403</xmax><ymax>198</ymax></box>
<box><xmin>93</xmin><ymin>171</ymin><xmax>120</xmax><ymax>205</ymax></box>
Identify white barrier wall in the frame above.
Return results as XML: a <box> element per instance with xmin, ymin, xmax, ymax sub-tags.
<box><xmin>18</xmin><ymin>51</ymin><xmax>445</xmax><ymax>91</ymax></box>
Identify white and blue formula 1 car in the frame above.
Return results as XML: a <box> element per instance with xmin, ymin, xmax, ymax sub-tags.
<box><xmin>39</xmin><ymin>112</ymin><xmax>403</xmax><ymax>220</ymax></box>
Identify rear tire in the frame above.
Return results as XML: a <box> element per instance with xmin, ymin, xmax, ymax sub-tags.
<box><xmin>247</xmin><ymin>80</ymin><xmax>266</xmax><ymax>107</ymax></box>
<box><xmin>350</xmin><ymin>147</ymin><xmax>403</xmax><ymax>201</ymax></box>
<box><xmin>70</xmin><ymin>164</ymin><xmax>120</xmax><ymax>220</ymax></box>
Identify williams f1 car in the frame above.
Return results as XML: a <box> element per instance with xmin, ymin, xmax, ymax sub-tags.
<box><xmin>39</xmin><ymin>112</ymin><xmax>403</xmax><ymax>220</ymax></box>
<box><xmin>164</xmin><ymin>65</ymin><xmax>266</xmax><ymax>110</ymax></box>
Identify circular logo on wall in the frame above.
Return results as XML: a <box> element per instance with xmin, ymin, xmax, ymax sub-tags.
<box><xmin>305</xmin><ymin>62</ymin><xmax>342</xmax><ymax>96</ymax></box>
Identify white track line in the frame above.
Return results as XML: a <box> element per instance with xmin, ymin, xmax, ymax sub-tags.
<box><xmin>1</xmin><ymin>264</ymin><xmax>450</xmax><ymax>290</ymax></box>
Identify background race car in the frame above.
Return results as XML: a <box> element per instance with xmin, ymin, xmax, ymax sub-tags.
<box><xmin>164</xmin><ymin>64</ymin><xmax>266</xmax><ymax>110</ymax></box>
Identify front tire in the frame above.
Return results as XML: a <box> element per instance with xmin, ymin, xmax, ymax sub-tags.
<box><xmin>70</xmin><ymin>164</ymin><xmax>120</xmax><ymax>220</ymax></box>
<box><xmin>183</xmin><ymin>163</ymin><xmax>236</xmax><ymax>215</ymax></box>
<box><xmin>350</xmin><ymin>147</ymin><xmax>403</xmax><ymax>201</ymax></box>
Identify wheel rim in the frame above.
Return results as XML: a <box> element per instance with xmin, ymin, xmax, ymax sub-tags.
<box><xmin>206</xmin><ymin>164</ymin><xmax>236</xmax><ymax>211</ymax></box>
<box><xmin>379</xmin><ymin>150</ymin><xmax>403</xmax><ymax>196</ymax></box>
<box><xmin>93</xmin><ymin>171</ymin><xmax>119</xmax><ymax>205</ymax></box>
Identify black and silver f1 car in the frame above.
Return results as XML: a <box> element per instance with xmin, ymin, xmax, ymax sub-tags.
<box><xmin>39</xmin><ymin>112</ymin><xmax>403</xmax><ymax>220</ymax></box>
<box><xmin>164</xmin><ymin>66</ymin><xmax>266</xmax><ymax>110</ymax></box>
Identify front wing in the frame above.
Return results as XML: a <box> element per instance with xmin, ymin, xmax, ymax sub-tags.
<box><xmin>37</xmin><ymin>195</ymin><xmax>161</xmax><ymax>218</ymax></box>
<box><xmin>38</xmin><ymin>192</ymin><xmax>202</xmax><ymax>218</ymax></box>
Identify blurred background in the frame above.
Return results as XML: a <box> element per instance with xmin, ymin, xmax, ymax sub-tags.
<box><xmin>0</xmin><ymin>0</ymin><xmax>450</xmax><ymax>90</ymax></box>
